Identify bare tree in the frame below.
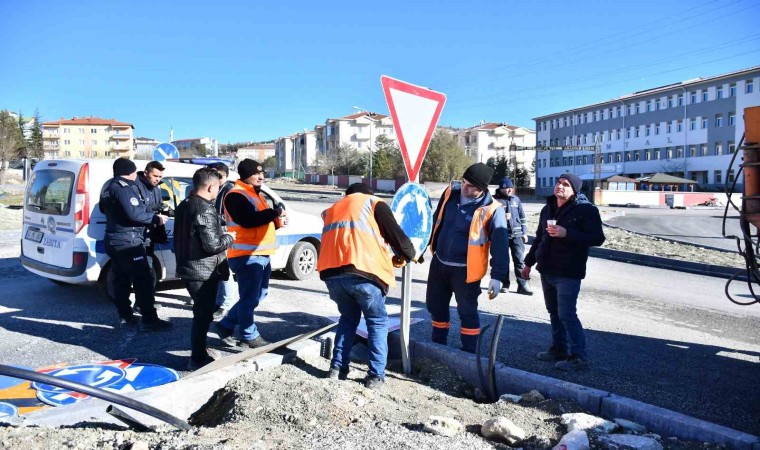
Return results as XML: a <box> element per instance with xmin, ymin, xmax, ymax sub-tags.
<box><xmin>0</xmin><ymin>110</ymin><xmax>24</xmax><ymax>181</ymax></box>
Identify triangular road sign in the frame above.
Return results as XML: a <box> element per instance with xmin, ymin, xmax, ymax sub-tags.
<box><xmin>381</xmin><ymin>76</ymin><xmax>446</xmax><ymax>182</ymax></box>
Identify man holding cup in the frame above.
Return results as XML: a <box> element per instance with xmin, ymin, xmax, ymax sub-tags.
<box><xmin>522</xmin><ymin>173</ymin><xmax>605</xmax><ymax>371</ymax></box>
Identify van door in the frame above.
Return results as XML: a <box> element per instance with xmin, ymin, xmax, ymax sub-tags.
<box><xmin>21</xmin><ymin>163</ymin><xmax>80</xmax><ymax>270</ymax></box>
<box><xmin>155</xmin><ymin>176</ymin><xmax>193</xmax><ymax>279</ymax></box>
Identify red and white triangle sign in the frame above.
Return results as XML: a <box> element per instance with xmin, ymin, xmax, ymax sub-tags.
<box><xmin>381</xmin><ymin>75</ymin><xmax>446</xmax><ymax>182</ymax></box>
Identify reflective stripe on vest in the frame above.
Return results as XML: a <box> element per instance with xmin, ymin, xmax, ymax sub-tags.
<box><xmin>317</xmin><ymin>193</ymin><xmax>396</xmax><ymax>288</ymax></box>
<box><xmin>224</xmin><ymin>180</ymin><xmax>277</xmax><ymax>258</ymax></box>
<box><xmin>431</xmin><ymin>182</ymin><xmax>500</xmax><ymax>283</ymax></box>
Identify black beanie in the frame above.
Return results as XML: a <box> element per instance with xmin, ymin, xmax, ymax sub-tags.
<box><xmin>462</xmin><ymin>163</ymin><xmax>493</xmax><ymax>190</ymax></box>
<box><xmin>113</xmin><ymin>158</ymin><xmax>137</xmax><ymax>177</ymax></box>
<box><xmin>237</xmin><ymin>159</ymin><xmax>263</xmax><ymax>180</ymax></box>
<box><xmin>345</xmin><ymin>183</ymin><xmax>373</xmax><ymax>196</ymax></box>
<box><xmin>559</xmin><ymin>173</ymin><xmax>583</xmax><ymax>195</ymax></box>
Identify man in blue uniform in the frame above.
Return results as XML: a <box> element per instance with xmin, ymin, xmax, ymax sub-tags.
<box><xmin>100</xmin><ymin>158</ymin><xmax>172</xmax><ymax>331</ymax></box>
<box><xmin>493</xmin><ymin>177</ymin><xmax>532</xmax><ymax>295</ymax></box>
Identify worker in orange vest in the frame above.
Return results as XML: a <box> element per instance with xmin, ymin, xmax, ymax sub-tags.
<box><xmin>214</xmin><ymin>159</ymin><xmax>286</xmax><ymax>349</ymax></box>
<box><xmin>425</xmin><ymin>163</ymin><xmax>510</xmax><ymax>353</ymax></box>
<box><xmin>318</xmin><ymin>183</ymin><xmax>416</xmax><ymax>389</ymax></box>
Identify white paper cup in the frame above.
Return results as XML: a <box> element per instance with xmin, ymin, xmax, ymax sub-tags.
<box><xmin>547</xmin><ymin>220</ymin><xmax>557</xmax><ymax>226</ymax></box>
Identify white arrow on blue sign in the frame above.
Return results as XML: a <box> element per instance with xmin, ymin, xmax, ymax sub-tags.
<box><xmin>153</xmin><ymin>143</ymin><xmax>179</xmax><ymax>161</ymax></box>
<box><xmin>390</xmin><ymin>182</ymin><xmax>432</xmax><ymax>260</ymax></box>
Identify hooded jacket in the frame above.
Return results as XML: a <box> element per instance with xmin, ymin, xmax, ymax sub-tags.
<box><xmin>524</xmin><ymin>193</ymin><xmax>605</xmax><ymax>279</ymax></box>
<box><xmin>492</xmin><ymin>189</ymin><xmax>527</xmax><ymax>238</ymax></box>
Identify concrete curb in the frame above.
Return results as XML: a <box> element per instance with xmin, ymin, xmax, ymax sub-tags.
<box><xmin>22</xmin><ymin>339</ymin><xmax>322</xmax><ymax>429</ymax></box>
<box><xmin>389</xmin><ymin>332</ymin><xmax>760</xmax><ymax>450</ymax></box>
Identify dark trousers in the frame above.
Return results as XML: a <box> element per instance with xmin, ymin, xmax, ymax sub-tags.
<box><xmin>425</xmin><ymin>256</ymin><xmax>483</xmax><ymax>352</ymax></box>
<box><xmin>508</xmin><ymin>237</ymin><xmax>528</xmax><ymax>289</ymax></box>
<box><xmin>541</xmin><ymin>274</ymin><xmax>586</xmax><ymax>359</ymax></box>
<box><xmin>107</xmin><ymin>245</ymin><xmax>157</xmax><ymax>322</ymax></box>
<box><xmin>185</xmin><ymin>277</ymin><xmax>220</xmax><ymax>363</ymax></box>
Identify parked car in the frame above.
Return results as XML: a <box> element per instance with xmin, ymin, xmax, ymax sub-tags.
<box><xmin>20</xmin><ymin>159</ymin><xmax>322</xmax><ymax>288</ymax></box>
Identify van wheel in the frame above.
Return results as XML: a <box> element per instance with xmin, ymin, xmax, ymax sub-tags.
<box><xmin>50</xmin><ymin>279</ymin><xmax>72</xmax><ymax>286</ymax></box>
<box><xmin>285</xmin><ymin>241</ymin><xmax>317</xmax><ymax>280</ymax></box>
<box><xmin>98</xmin><ymin>264</ymin><xmax>116</xmax><ymax>301</ymax></box>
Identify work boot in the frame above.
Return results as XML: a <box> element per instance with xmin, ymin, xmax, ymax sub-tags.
<box><xmin>213</xmin><ymin>322</ymin><xmax>237</xmax><ymax>347</ymax></box>
<box><xmin>119</xmin><ymin>315</ymin><xmax>139</xmax><ymax>327</ymax></box>
<box><xmin>364</xmin><ymin>375</ymin><xmax>385</xmax><ymax>390</ymax></box>
<box><xmin>517</xmin><ymin>283</ymin><xmax>533</xmax><ymax>296</ymax></box>
<box><xmin>139</xmin><ymin>318</ymin><xmax>173</xmax><ymax>332</ymax></box>
<box><xmin>555</xmin><ymin>355</ymin><xmax>589</xmax><ymax>371</ymax></box>
<box><xmin>536</xmin><ymin>346</ymin><xmax>568</xmax><ymax>362</ymax></box>
<box><xmin>133</xmin><ymin>303</ymin><xmax>161</xmax><ymax>314</ymax></box>
<box><xmin>326</xmin><ymin>367</ymin><xmax>350</xmax><ymax>380</ymax></box>
<box><xmin>188</xmin><ymin>348</ymin><xmax>220</xmax><ymax>371</ymax></box>
<box><xmin>239</xmin><ymin>336</ymin><xmax>270</xmax><ymax>349</ymax></box>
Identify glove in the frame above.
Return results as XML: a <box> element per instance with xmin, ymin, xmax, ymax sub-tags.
<box><xmin>487</xmin><ymin>279</ymin><xmax>502</xmax><ymax>300</ymax></box>
<box><xmin>392</xmin><ymin>255</ymin><xmax>407</xmax><ymax>268</ymax></box>
<box><xmin>413</xmin><ymin>254</ymin><xmax>425</xmax><ymax>264</ymax></box>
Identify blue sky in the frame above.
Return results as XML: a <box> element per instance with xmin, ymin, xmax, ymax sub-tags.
<box><xmin>1</xmin><ymin>0</ymin><xmax>758</xmax><ymax>144</ymax></box>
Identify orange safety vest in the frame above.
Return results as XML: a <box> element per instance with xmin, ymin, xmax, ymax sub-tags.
<box><xmin>317</xmin><ymin>193</ymin><xmax>396</xmax><ymax>288</ymax></box>
<box><xmin>431</xmin><ymin>183</ymin><xmax>500</xmax><ymax>283</ymax></box>
<box><xmin>224</xmin><ymin>180</ymin><xmax>277</xmax><ymax>258</ymax></box>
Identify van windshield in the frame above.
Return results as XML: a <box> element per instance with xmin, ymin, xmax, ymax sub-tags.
<box><xmin>25</xmin><ymin>170</ymin><xmax>75</xmax><ymax>216</ymax></box>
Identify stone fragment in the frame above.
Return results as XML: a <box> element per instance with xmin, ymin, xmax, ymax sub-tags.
<box><xmin>561</xmin><ymin>413</ymin><xmax>618</xmax><ymax>433</ymax></box>
<box><xmin>553</xmin><ymin>430</ymin><xmax>590</xmax><ymax>450</ymax></box>
<box><xmin>597</xmin><ymin>433</ymin><xmax>664</xmax><ymax>450</ymax></box>
<box><xmin>521</xmin><ymin>389</ymin><xmax>546</xmax><ymax>403</ymax></box>
<box><xmin>422</xmin><ymin>416</ymin><xmax>464</xmax><ymax>437</ymax></box>
<box><xmin>499</xmin><ymin>394</ymin><xmax>523</xmax><ymax>403</ymax></box>
<box><xmin>614</xmin><ymin>418</ymin><xmax>647</xmax><ymax>433</ymax></box>
<box><xmin>481</xmin><ymin>416</ymin><xmax>526</xmax><ymax>445</ymax></box>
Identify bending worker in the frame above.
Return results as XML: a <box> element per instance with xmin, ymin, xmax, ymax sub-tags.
<box><xmin>425</xmin><ymin>163</ymin><xmax>510</xmax><ymax>353</ymax></box>
<box><xmin>317</xmin><ymin>183</ymin><xmax>415</xmax><ymax>390</ymax></box>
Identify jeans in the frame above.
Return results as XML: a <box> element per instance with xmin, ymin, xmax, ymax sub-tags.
<box><xmin>222</xmin><ymin>255</ymin><xmax>271</xmax><ymax>341</ymax></box>
<box><xmin>508</xmin><ymin>237</ymin><xmax>529</xmax><ymax>290</ymax></box>
<box><xmin>540</xmin><ymin>274</ymin><xmax>586</xmax><ymax>359</ymax></box>
<box><xmin>425</xmin><ymin>256</ymin><xmax>483</xmax><ymax>353</ymax></box>
<box><xmin>325</xmin><ymin>275</ymin><xmax>388</xmax><ymax>379</ymax></box>
<box><xmin>185</xmin><ymin>276</ymin><xmax>220</xmax><ymax>363</ymax></box>
<box><xmin>215</xmin><ymin>277</ymin><xmax>239</xmax><ymax>311</ymax></box>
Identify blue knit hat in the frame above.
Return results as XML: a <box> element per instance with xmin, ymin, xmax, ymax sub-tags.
<box><xmin>499</xmin><ymin>177</ymin><xmax>514</xmax><ymax>189</ymax></box>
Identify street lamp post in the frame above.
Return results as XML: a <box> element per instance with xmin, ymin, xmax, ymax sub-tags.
<box><xmin>353</xmin><ymin>106</ymin><xmax>374</xmax><ymax>186</ymax></box>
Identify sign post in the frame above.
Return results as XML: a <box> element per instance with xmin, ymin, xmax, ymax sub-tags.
<box><xmin>382</xmin><ymin>75</ymin><xmax>446</xmax><ymax>374</ymax></box>
<box><xmin>152</xmin><ymin>143</ymin><xmax>179</xmax><ymax>162</ymax></box>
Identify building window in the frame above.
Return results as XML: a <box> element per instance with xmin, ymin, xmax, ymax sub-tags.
<box><xmin>79</xmin><ymin>151</ymin><xmax>85</xmax><ymax>157</ymax></box>
<box><xmin>626</xmin><ymin>128</ymin><xmax>631</xmax><ymax>139</ymax></box>
<box><xmin>715</xmin><ymin>170</ymin><xmax>722</xmax><ymax>184</ymax></box>
<box><xmin>647</xmin><ymin>100</ymin><xmax>653</xmax><ymax>112</ymax></box>
<box><xmin>625</xmin><ymin>152</ymin><xmax>631</xmax><ymax>162</ymax></box>
<box><xmin>618</xmin><ymin>106</ymin><xmax>623</xmax><ymax>116</ymax></box>
<box><xmin>78</xmin><ymin>139</ymin><xmax>84</xmax><ymax>145</ymax></box>
<box><xmin>668</xmin><ymin>97</ymin><xmax>674</xmax><ymax>108</ymax></box>
<box><xmin>730</xmin><ymin>83</ymin><xmax>736</xmax><ymax>97</ymax></box>
<box><xmin>690</xmin><ymin>91</ymin><xmax>697</xmax><ymax>104</ymax></box>
<box><xmin>634</xmin><ymin>152</ymin><xmax>640</xmax><ymax>161</ymax></box>
<box><xmin>616</xmin><ymin>153</ymin><xmax>622</xmax><ymax>162</ymax></box>
<box><xmin>702</xmin><ymin>118</ymin><xmax>708</xmax><ymax>129</ymax></box>
<box><xmin>729</xmin><ymin>141</ymin><xmax>736</xmax><ymax>153</ymax></box>
<box><xmin>678</xmin><ymin>95</ymin><xmax>684</xmax><ymax>106</ymax></box>
<box><xmin>627</xmin><ymin>105</ymin><xmax>633</xmax><ymax>116</ymax></box>
<box><xmin>701</xmin><ymin>144</ymin><xmax>708</xmax><ymax>156</ymax></box>
<box><xmin>715</xmin><ymin>115</ymin><xmax>723</xmax><ymax>127</ymax></box>
<box><xmin>655</xmin><ymin>124</ymin><xmax>660</xmax><ymax>135</ymax></box>
<box><xmin>667</xmin><ymin>123</ymin><xmax>672</xmax><ymax>133</ymax></box>
<box><xmin>677</xmin><ymin>147</ymin><xmax>684</xmax><ymax>158</ymax></box>
<box><xmin>608</xmin><ymin>130</ymin><xmax>613</xmax><ymax>141</ymax></box>
<box><xmin>78</xmin><ymin>128</ymin><xmax>84</xmax><ymax>133</ymax></box>
<box><xmin>645</xmin><ymin>125</ymin><xmax>651</xmax><ymax>136</ymax></box>
<box><xmin>656</xmin><ymin>99</ymin><xmax>661</xmax><ymax>110</ymax></box>
<box><xmin>729</xmin><ymin>113</ymin><xmax>736</xmax><ymax>126</ymax></box>
<box><xmin>716</xmin><ymin>142</ymin><xmax>723</xmax><ymax>155</ymax></box>
<box><xmin>582</xmin><ymin>155</ymin><xmax>588</xmax><ymax>164</ymax></box>
<box><xmin>594</xmin><ymin>111</ymin><xmax>599</xmax><ymax>121</ymax></box>
<box><xmin>635</xmin><ymin>103</ymin><xmax>641</xmax><ymax>114</ymax></box>
<box><xmin>747</xmin><ymin>79</ymin><xmax>754</xmax><ymax>94</ymax></box>
<box><xmin>606</xmin><ymin>154</ymin><xmax>612</xmax><ymax>163</ymax></box>
<box><xmin>616</xmin><ymin>129</ymin><xmax>621</xmax><ymax>140</ymax></box>
<box><xmin>677</xmin><ymin>120</ymin><xmax>683</xmax><ymax>132</ymax></box>
<box><xmin>635</xmin><ymin>127</ymin><xmax>640</xmax><ymax>138</ymax></box>
<box><xmin>689</xmin><ymin>146</ymin><xmax>696</xmax><ymax>157</ymax></box>
<box><xmin>667</xmin><ymin>148</ymin><xmax>673</xmax><ymax>159</ymax></box>
<box><xmin>655</xmin><ymin>149</ymin><xmax>661</xmax><ymax>160</ymax></box>
<box><xmin>63</xmin><ymin>128</ymin><xmax>70</xmax><ymax>134</ymax></box>
<box><xmin>717</xmin><ymin>87</ymin><xmax>724</xmax><ymax>99</ymax></box>
<box><xmin>690</xmin><ymin>119</ymin><xmax>696</xmax><ymax>131</ymax></box>
<box><xmin>90</xmin><ymin>128</ymin><xmax>97</xmax><ymax>133</ymax></box>
<box><xmin>728</xmin><ymin>169</ymin><xmax>735</xmax><ymax>183</ymax></box>
<box><xmin>702</xmin><ymin>90</ymin><xmax>708</xmax><ymax>102</ymax></box>
<box><xmin>64</xmin><ymin>140</ymin><xmax>70</xmax><ymax>145</ymax></box>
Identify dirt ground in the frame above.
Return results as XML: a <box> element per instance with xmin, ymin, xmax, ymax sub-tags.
<box><xmin>0</xmin><ymin>356</ymin><xmax>721</xmax><ymax>449</ymax></box>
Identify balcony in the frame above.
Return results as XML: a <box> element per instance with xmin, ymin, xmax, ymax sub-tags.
<box><xmin>354</xmin><ymin>130</ymin><xmax>370</xmax><ymax>140</ymax></box>
<box><xmin>43</xmin><ymin>134</ymin><xmax>59</xmax><ymax>139</ymax></box>
<box><xmin>111</xmin><ymin>134</ymin><xmax>131</xmax><ymax>140</ymax></box>
<box><xmin>111</xmin><ymin>146</ymin><xmax>131</xmax><ymax>153</ymax></box>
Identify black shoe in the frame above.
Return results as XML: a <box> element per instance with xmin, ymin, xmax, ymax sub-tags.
<box><xmin>327</xmin><ymin>367</ymin><xmax>350</xmax><ymax>380</ymax></box>
<box><xmin>119</xmin><ymin>315</ymin><xmax>139</xmax><ymax>327</ymax></box>
<box><xmin>212</xmin><ymin>308</ymin><xmax>227</xmax><ymax>321</ymax></box>
<box><xmin>239</xmin><ymin>336</ymin><xmax>270</xmax><ymax>349</ymax></box>
<box><xmin>536</xmin><ymin>347</ymin><xmax>568</xmax><ymax>361</ymax></box>
<box><xmin>188</xmin><ymin>348</ymin><xmax>220</xmax><ymax>371</ymax></box>
<box><xmin>364</xmin><ymin>375</ymin><xmax>385</xmax><ymax>390</ymax></box>
<box><xmin>139</xmin><ymin>318</ymin><xmax>173</xmax><ymax>332</ymax></box>
<box><xmin>555</xmin><ymin>355</ymin><xmax>589</xmax><ymax>371</ymax></box>
<box><xmin>499</xmin><ymin>287</ymin><xmax>508</xmax><ymax>293</ymax></box>
<box><xmin>212</xmin><ymin>322</ymin><xmax>237</xmax><ymax>347</ymax></box>
<box><xmin>133</xmin><ymin>303</ymin><xmax>161</xmax><ymax>314</ymax></box>
<box><xmin>517</xmin><ymin>285</ymin><xmax>533</xmax><ymax>296</ymax></box>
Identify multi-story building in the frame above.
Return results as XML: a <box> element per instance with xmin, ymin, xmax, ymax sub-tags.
<box><xmin>236</xmin><ymin>144</ymin><xmax>275</xmax><ymax>162</ymax></box>
<box><xmin>534</xmin><ymin>66</ymin><xmax>760</xmax><ymax>195</ymax></box>
<box><xmin>41</xmin><ymin>116</ymin><xmax>134</xmax><ymax>159</ymax></box>
<box><xmin>321</xmin><ymin>112</ymin><xmax>396</xmax><ymax>152</ymax></box>
<box><xmin>458</xmin><ymin>122</ymin><xmax>537</xmax><ymax>186</ymax></box>
<box><xmin>133</xmin><ymin>137</ymin><xmax>160</xmax><ymax>158</ymax></box>
<box><xmin>274</xmin><ymin>136</ymin><xmax>295</xmax><ymax>173</ymax></box>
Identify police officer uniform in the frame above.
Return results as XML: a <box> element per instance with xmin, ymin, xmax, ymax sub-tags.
<box><xmin>100</xmin><ymin>158</ymin><xmax>170</xmax><ymax>330</ymax></box>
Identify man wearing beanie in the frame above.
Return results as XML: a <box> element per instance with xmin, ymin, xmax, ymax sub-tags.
<box><xmin>100</xmin><ymin>158</ymin><xmax>171</xmax><ymax>331</ymax></box>
<box><xmin>425</xmin><ymin>162</ymin><xmax>510</xmax><ymax>353</ymax></box>
<box><xmin>493</xmin><ymin>177</ymin><xmax>532</xmax><ymax>295</ymax></box>
<box><xmin>214</xmin><ymin>158</ymin><xmax>287</xmax><ymax>349</ymax></box>
<box><xmin>522</xmin><ymin>172</ymin><xmax>605</xmax><ymax>371</ymax></box>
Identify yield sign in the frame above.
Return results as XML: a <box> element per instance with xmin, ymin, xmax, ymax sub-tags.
<box><xmin>381</xmin><ymin>76</ymin><xmax>446</xmax><ymax>182</ymax></box>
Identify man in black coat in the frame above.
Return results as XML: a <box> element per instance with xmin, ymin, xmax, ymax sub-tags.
<box><xmin>522</xmin><ymin>173</ymin><xmax>605</xmax><ymax>371</ymax></box>
<box><xmin>174</xmin><ymin>167</ymin><xmax>236</xmax><ymax>370</ymax></box>
<box><xmin>209</xmin><ymin>162</ymin><xmax>238</xmax><ymax>319</ymax></box>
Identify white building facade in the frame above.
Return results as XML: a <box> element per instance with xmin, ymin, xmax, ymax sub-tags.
<box><xmin>533</xmin><ymin>66</ymin><xmax>760</xmax><ymax>195</ymax></box>
<box><xmin>321</xmin><ymin>112</ymin><xmax>397</xmax><ymax>153</ymax></box>
<box><xmin>458</xmin><ymin>122</ymin><xmax>537</xmax><ymax>187</ymax></box>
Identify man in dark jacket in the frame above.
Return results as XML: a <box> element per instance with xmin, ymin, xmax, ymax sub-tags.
<box><xmin>174</xmin><ymin>167</ymin><xmax>236</xmax><ymax>370</ymax></box>
<box><xmin>136</xmin><ymin>161</ymin><xmax>168</xmax><ymax>252</ymax></box>
<box><xmin>209</xmin><ymin>162</ymin><xmax>238</xmax><ymax>319</ymax></box>
<box><xmin>522</xmin><ymin>173</ymin><xmax>605</xmax><ymax>371</ymax></box>
<box><xmin>493</xmin><ymin>177</ymin><xmax>532</xmax><ymax>295</ymax></box>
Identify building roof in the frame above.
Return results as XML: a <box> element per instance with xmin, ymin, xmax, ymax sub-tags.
<box><xmin>641</xmin><ymin>173</ymin><xmax>697</xmax><ymax>184</ymax></box>
<box><xmin>607</xmin><ymin>175</ymin><xmax>640</xmax><ymax>183</ymax></box>
<box><xmin>533</xmin><ymin>65</ymin><xmax>760</xmax><ymax>120</ymax></box>
<box><xmin>328</xmin><ymin>112</ymin><xmax>389</xmax><ymax>122</ymax></box>
<box><xmin>42</xmin><ymin>116</ymin><xmax>134</xmax><ymax>128</ymax></box>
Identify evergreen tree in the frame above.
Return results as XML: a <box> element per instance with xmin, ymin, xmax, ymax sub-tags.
<box><xmin>29</xmin><ymin>109</ymin><xmax>44</xmax><ymax>159</ymax></box>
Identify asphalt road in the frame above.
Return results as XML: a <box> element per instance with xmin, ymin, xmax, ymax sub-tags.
<box><xmin>0</xmin><ymin>199</ymin><xmax>758</xmax><ymax>436</ymax></box>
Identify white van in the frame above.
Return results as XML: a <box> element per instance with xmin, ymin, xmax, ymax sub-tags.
<box><xmin>21</xmin><ymin>159</ymin><xmax>322</xmax><ymax>287</ymax></box>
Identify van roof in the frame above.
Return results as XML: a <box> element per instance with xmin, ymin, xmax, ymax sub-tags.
<box><xmin>36</xmin><ymin>159</ymin><xmax>231</xmax><ymax>179</ymax></box>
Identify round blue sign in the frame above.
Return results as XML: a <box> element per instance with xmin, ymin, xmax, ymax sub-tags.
<box><xmin>153</xmin><ymin>143</ymin><xmax>179</xmax><ymax>161</ymax></box>
<box><xmin>390</xmin><ymin>182</ymin><xmax>432</xmax><ymax>259</ymax></box>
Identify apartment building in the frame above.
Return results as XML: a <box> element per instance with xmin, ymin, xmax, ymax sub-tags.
<box><xmin>321</xmin><ymin>112</ymin><xmax>396</xmax><ymax>152</ymax></box>
<box><xmin>237</xmin><ymin>144</ymin><xmax>275</xmax><ymax>162</ymax></box>
<box><xmin>274</xmin><ymin>135</ymin><xmax>295</xmax><ymax>173</ymax></box>
<box><xmin>171</xmin><ymin>137</ymin><xmax>215</xmax><ymax>155</ymax></box>
<box><xmin>134</xmin><ymin>137</ymin><xmax>160</xmax><ymax>157</ymax></box>
<box><xmin>42</xmin><ymin>116</ymin><xmax>134</xmax><ymax>159</ymax></box>
<box><xmin>458</xmin><ymin>122</ymin><xmax>537</xmax><ymax>186</ymax></box>
<box><xmin>534</xmin><ymin>66</ymin><xmax>760</xmax><ymax>195</ymax></box>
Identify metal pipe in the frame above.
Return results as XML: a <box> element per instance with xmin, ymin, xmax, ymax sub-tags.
<box><xmin>0</xmin><ymin>364</ymin><xmax>191</xmax><ymax>431</ymax></box>
<box><xmin>476</xmin><ymin>324</ymin><xmax>491</xmax><ymax>399</ymax></box>
<box><xmin>487</xmin><ymin>315</ymin><xmax>505</xmax><ymax>402</ymax></box>
<box><xmin>106</xmin><ymin>405</ymin><xmax>152</xmax><ymax>432</ymax></box>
